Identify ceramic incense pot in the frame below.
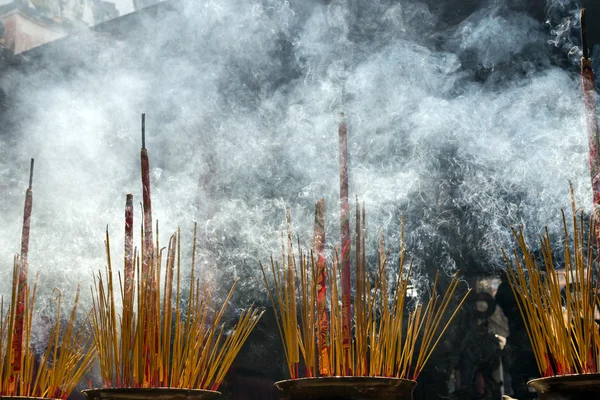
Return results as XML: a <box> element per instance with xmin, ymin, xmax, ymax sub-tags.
<box><xmin>528</xmin><ymin>373</ymin><xmax>600</xmax><ymax>399</ymax></box>
<box><xmin>274</xmin><ymin>376</ymin><xmax>417</xmax><ymax>400</ymax></box>
<box><xmin>82</xmin><ymin>388</ymin><xmax>221</xmax><ymax>400</ymax></box>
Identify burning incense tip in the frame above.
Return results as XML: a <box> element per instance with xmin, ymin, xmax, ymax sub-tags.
<box><xmin>141</xmin><ymin>113</ymin><xmax>146</xmax><ymax>149</ymax></box>
<box><xmin>28</xmin><ymin>158</ymin><xmax>34</xmax><ymax>190</ymax></box>
<box><xmin>581</xmin><ymin>9</ymin><xmax>589</xmax><ymax>60</ymax></box>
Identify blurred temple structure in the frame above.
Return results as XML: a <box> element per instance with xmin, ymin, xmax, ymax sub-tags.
<box><xmin>0</xmin><ymin>0</ymin><xmax>118</xmax><ymax>56</ymax></box>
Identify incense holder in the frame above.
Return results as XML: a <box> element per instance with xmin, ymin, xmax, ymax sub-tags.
<box><xmin>82</xmin><ymin>388</ymin><xmax>221</xmax><ymax>400</ymax></box>
<box><xmin>528</xmin><ymin>373</ymin><xmax>600</xmax><ymax>399</ymax></box>
<box><xmin>274</xmin><ymin>376</ymin><xmax>417</xmax><ymax>400</ymax></box>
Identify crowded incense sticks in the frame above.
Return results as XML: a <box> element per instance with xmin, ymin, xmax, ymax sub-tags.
<box><xmin>92</xmin><ymin>223</ymin><xmax>263</xmax><ymax>390</ymax></box>
<box><xmin>580</xmin><ymin>9</ymin><xmax>600</xmax><ymax>248</ymax></box>
<box><xmin>502</xmin><ymin>191</ymin><xmax>600</xmax><ymax>377</ymax></box>
<box><xmin>0</xmin><ymin>269</ymin><xmax>97</xmax><ymax>399</ymax></box>
<box><xmin>260</xmin><ymin>200</ymin><xmax>471</xmax><ymax>380</ymax></box>
<box><xmin>337</xmin><ymin>113</ymin><xmax>352</xmax><ymax>375</ymax></box>
<box><xmin>1</xmin><ymin>160</ymin><xmax>96</xmax><ymax>399</ymax></box>
<box><xmin>90</xmin><ymin>115</ymin><xmax>263</xmax><ymax>390</ymax></box>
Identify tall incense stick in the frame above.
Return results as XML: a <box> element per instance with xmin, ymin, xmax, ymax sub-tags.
<box><xmin>11</xmin><ymin>158</ymin><xmax>34</xmax><ymax>376</ymax></box>
<box><xmin>141</xmin><ymin>113</ymin><xmax>154</xmax><ymax>265</ymax></box>
<box><xmin>140</xmin><ymin>113</ymin><xmax>157</xmax><ymax>385</ymax></box>
<box><xmin>313</xmin><ymin>198</ymin><xmax>329</xmax><ymax>376</ymax></box>
<box><xmin>580</xmin><ymin>9</ymin><xmax>600</xmax><ymax>248</ymax></box>
<box><xmin>338</xmin><ymin>113</ymin><xmax>352</xmax><ymax>374</ymax></box>
<box><xmin>122</xmin><ymin>193</ymin><xmax>134</xmax><ymax>387</ymax></box>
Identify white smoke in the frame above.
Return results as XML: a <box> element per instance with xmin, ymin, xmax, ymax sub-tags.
<box><xmin>0</xmin><ymin>0</ymin><xmax>591</xmax><ymax>319</ymax></box>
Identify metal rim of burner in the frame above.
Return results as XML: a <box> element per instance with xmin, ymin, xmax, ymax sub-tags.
<box><xmin>528</xmin><ymin>373</ymin><xmax>600</xmax><ymax>399</ymax></box>
<box><xmin>82</xmin><ymin>387</ymin><xmax>221</xmax><ymax>400</ymax></box>
<box><xmin>274</xmin><ymin>376</ymin><xmax>417</xmax><ymax>400</ymax></box>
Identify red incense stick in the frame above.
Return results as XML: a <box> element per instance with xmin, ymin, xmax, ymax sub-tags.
<box><xmin>141</xmin><ymin>114</ymin><xmax>155</xmax><ymax>269</ymax></box>
<box><xmin>11</xmin><ymin>158</ymin><xmax>34</xmax><ymax>381</ymax></box>
<box><xmin>124</xmin><ymin>194</ymin><xmax>134</xmax><ymax>305</ymax></box>
<box><xmin>580</xmin><ymin>9</ymin><xmax>600</xmax><ymax>248</ymax></box>
<box><xmin>140</xmin><ymin>113</ymin><xmax>157</xmax><ymax>385</ymax></box>
<box><xmin>338</xmin><ymin>113</ymin><xmax>352</xmax><ymax>374</ymax></box>
<box><xmin>122</xmin><ymin>193</ymin><xmax>134</xmax><ymax>387</ymax></box>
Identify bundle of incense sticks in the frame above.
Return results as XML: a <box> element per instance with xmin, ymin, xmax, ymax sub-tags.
<box><xmin>1</xmin><ymin>159</ymin><xmax>97</xmax><ymax>398</ymax></box>
<box><xmin>502</xmin><ymin>190</ymin><xmax>600</xmax><ymax>377</ymax></box>
<box><xmin>90</xmin><ymin>114</ymin><xmax>263</xmax><ymax>390</ymax></box>
<box><xmin>260</xmin><ymin>199</ymin><xmax>470</xmax><ymax>380</ymax></box>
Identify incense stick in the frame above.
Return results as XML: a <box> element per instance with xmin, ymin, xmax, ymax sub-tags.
<box><xmin>12</xmin><ymin>159</ymin><xmax>34</xmax><ymax>378</ymax></box>
<box><xmin>338</xmin><ymin>113</ymin><xmax>352</xmax><ymax>375</ymax></box>
<box><xmin>579</xmin><ymin>9</ymin><xmax>600</xmax><ymax>251</ymax></box>
<box><xmin>313</xmin><ymin>198</ymin><xmax>330</xmax><ymax>377</ymax></box>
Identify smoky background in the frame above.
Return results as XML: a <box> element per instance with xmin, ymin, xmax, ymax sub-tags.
<box><xmin>0</xmin><ymin>0</ymin><xmax>597</xmax><ymax>389</ymax></box>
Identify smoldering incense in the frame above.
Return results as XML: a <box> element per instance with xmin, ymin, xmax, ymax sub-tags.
<box><xmin>262</xmin><ymin>203</ymin><xmax>471</xmax><ymax>379</ymax></box>
<box><xmin>313</xmin><ymin>198</ymin><xmax>330</xmax><ymax>376</ymax></box>
<box><xmin>503</xmin><ymin>193</ymin><xmax>600</xmax><ymax>376</ymax></box>
<box><xmin>122</xmin><ymin>193</ymin><xmax>134</xmax><ymax>386</ymax></box>
<box><xmin>92</xmin><ymin>115</ymin><xmax>263</xmax><ymax>390</ymax></box>
<box><xmin>11</xmin><ymin>158</ymin><xmax>34</xmax><ymax>376</ymax></box>
<box><xmin>2</xmin><ymin>158</ymin><xmax>96</xmax><ymax>398</ymax></box>
<box><xmin>579</xmin><ymin>9</ymin><xmax>600</xmax><ymax>248</ymax></box>
<box><xmin>141</xmin><ymin>113</ymin><xmax>154</xmax><ymax>262</ymax></box>
<box><xmin>337</xmin><ymin>112</ymin><xmax>352</xmax><ymax>373</ymax></box>
<box><xmin>140</xmin><ymin>113</ymin><xmax>157</xmax><ymax>384</ymax></box>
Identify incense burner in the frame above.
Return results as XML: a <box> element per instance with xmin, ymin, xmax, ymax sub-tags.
<box><xmin>274</xmin><ymin>376</ymin><xmax>417</xmax><ymax>400</ymax></box>
<box><xmin>82</xmin><ymin>388</ymin><xmax>221</xmax><ymax>400</ymax></box>
<box><xmin>528</xmin><ymin>373</ymin><xmax>600</xmax><ymax>399</ymax></box>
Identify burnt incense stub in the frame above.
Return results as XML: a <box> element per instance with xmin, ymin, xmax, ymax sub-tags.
<box><xmin>82</xmin><ymin>388</ymin><xmax>221</xmax><ymax>400</ymax></box>
<box><xmin>528</xmin><ymin>374</ymin><xmax>600</xmax><ymax>400</ymax></box>
<box><xmin>274</xmin><ymin>377</ymin><xmax>417</xmax><ymax>400</ymax></box>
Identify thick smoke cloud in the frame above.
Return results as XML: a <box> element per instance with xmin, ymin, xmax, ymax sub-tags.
<box><xmin>0</xmin><ymin>0</ymin><xmax>591</xmax><ymax>316</ymax></box>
